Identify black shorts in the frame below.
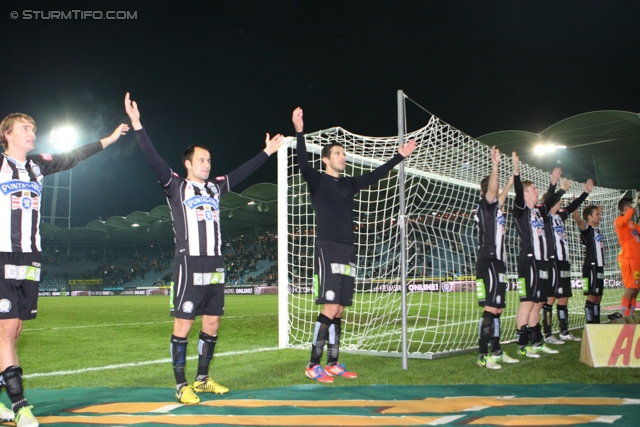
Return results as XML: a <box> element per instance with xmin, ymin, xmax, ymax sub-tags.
<box><xmin>170</xmin><ymin>255</ymin><xmax>225</xmax><ymax>320</ymax></box>
<box><xmin>314</xmin><ymin>240</ymin><xmax>356</xmax><ymax>306</ymax></box>
<box><xmin>475</xmin><ymin>259</ymin><xmax>506</xmax><ymax>308</ymax></box>
<box><xmin>548</xmin><ymin>259</ymin><xmax>573</xmax><ymax>299</ymax></box>
<box><xmin>0</xmin><ymin>252</ymin><xmax>41</xmax><ymax>321</ymax></box>
<box><xmin>517</xmin><ymin>257</ymin><xmax>549</xmax><ymax>303</ymax></box>
<box><xmin>582</xmin><ymin>263</ymin><xmax>604</xmax><ymax>297</ymax></box>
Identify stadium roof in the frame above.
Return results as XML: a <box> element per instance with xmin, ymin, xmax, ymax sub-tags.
<box><xmin>476</xmin><ymin>110</ymin><xmax>640</xmax><ymax>191</ymax></box>
<box><xmin>41</xmin><ymin>183</ymin><xmax>278</xmax><ymax>248</ymax></box>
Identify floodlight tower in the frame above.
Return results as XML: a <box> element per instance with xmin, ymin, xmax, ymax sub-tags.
<box><xmin>41</xmin><ymin>127</ymin><xmax>77</xmax><ymax>229</ymax></box>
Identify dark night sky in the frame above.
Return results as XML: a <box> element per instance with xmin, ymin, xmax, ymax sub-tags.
<box><xmin>0</xmin><ymin>1</ymin><xmax>638</xmax><ymax>226</ymax></box>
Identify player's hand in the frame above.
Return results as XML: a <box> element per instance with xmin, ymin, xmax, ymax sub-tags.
<box><xmin>292</xmin><ymin>107</ymin><xmax>304</xmax><ymax>133</ymax></box>
<box><xmin>551</xmin><ymin>167</ymin><xmax>562</xmax><ymax>185</ymax></box>
<box><xmin>264</xmin><ymin>133</ymin><xmax>285</xmax><ymax>156</ymax></box>
<box><xmin>560</xmin><ymin>178</ymin><xmax>572</xmax><ymax>192</ymax></box>
<box><xmin>512</xmin><ymin>151</ymin><xmax>520</xmax><ymax>175</ymax></box>
<box><xmin>584</xmin><ymin>178</ymin><xmax>594</xmax><ymax>193</ymax></box>
<box><xmin>399</xmin><ymin>139</ymin><xmax>417</xmax><ymax>157</ymax></box>
<box><xmin>124</xmin><ymin>92</ymin><xmax>142</xmax><ymax>130</ymax></box>
<box><xmin>491</xmin><ymin>145</ymin><xmax>500</xmax><ymax>167</ymax></box>
<box><xmin>100</xmin><ymin>123</ymin><xmax>130</xmax><ymax>148</ymax></box>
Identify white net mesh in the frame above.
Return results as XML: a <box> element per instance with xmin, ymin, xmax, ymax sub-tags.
<box><xmin>282</xmin><ymin>115</ymin><xmax>624</xmax><ymax>358</ymax></box>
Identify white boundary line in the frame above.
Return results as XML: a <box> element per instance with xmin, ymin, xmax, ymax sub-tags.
<box><xmin>24</xmin><ymin>347</ymin><xmax>281</xmax><ymax>378</ymax></box>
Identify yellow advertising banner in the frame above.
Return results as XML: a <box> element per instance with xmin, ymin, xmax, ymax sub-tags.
<box><xmin>68</xmin><ymin>279</ymin><xmax>103</xmax><ymax>285</ymax></box>
<box><xmin>580</xmin><ymin>324</ymin><xmax>640</xmax><ymax>368</ymax></box>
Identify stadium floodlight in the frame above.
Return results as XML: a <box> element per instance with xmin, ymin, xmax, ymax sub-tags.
<box><xmin>533</xmin><ymin>142</ymin><xmax>566</xmax><ymax>155</ymax></box>
<box><xmin>50</xmin><ymin>127</ymin><xmax>77</xmax><ymax>152</ymax></box>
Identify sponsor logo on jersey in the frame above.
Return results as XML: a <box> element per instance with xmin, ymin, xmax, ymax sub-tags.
<box><xmin>330</xmin><ymin>262</ymin><xmax>357</xmax><ymax>277</ymax></box>
<box><xmin>40</xmin><ymin>153</ymin><xmax>53</xmax><ymax>161</ymax></box>
<box><xmin>30</xmin><ymin>163</ymin><xmax>42</xmax><ymax>178</ymax></box>
<box><xmin>193</xmin><ymin>272</ymin><xmax>225</xmax><ymax>285</ymax></box>
<box><xmin>0</xmin><ymin>180</ymin><xmax>41</xmax><ymax>196</ymax></box>
<box><xmin>182</xmin><ymin>301</ymin><xmax>194</xmax><ymax>313</ymax></box>
<box><xmin>184</xmin><ymin>195</ymin><xmax>219</xmax><ymax>211</ymax></box>
<box><xmin>4</xmin><ymin>265</ymin><xmax>41</xmax><ymax>281</ymax></box>
<box><xmin>0</xmin><ymin>299</ymin><xmax>11</xmax><ymax>313</ymax></box>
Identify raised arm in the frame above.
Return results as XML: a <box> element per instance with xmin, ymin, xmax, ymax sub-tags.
<box><xmin>498</xmin><ymin>174</ymin><xmax>514</xmax><ymax>208</ymax></box>
<box><xmin>563</xmin><ymin>178</ymin><xmax>592</xmax><ymax>215</ymax></box>
<box><xmin>485</xmin><ymin>146</ymin><xmax>500</xmax><ymax>203</ymax></box>
<box><xmin>292</xmin><ymin>107</ymin><xmax>322</xmax><ymax>190</ymax></box>
<box><xmin>542</xmin><ymin>175</ymin><xmax>567</xmax><ymax>210</ymax></box>
<box><xmin>351</xmin><ymin>139</ymin><xmax>416</xmax><ymax>190</ymax></box>
<box><xmin>125</xmin><ymin>92</ymin><xmax>172</xmax><ymax>185</ymax></box>
<box><xmin>618</xmin><ymin>192</ymin><xmax>640</xmax><ymax>226</ymax></box>
<box><xmin>573</xmin><ymin>208</ymin><xmax>587</xmax><ymax>231</ymax></box>
<box><xmin>225</xmin><ymin>133</ymin><xmax>284</xmax><ymax>190</ymax></box>
<box><xmin>512</xmin><ymin>151</ymin><xmax>525</xmax><ymax>212</ymax></box>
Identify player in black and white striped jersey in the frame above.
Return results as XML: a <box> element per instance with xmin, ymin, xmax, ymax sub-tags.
<box><xmin>542</xmin><ymin>175</ymin><xmax>593</xmax><ymax>344</ymax></box>
<box><xmin>511</xmin><ymin>152</ymin><xmax>565</xmax><ymax>358</ymax></box>
<box><xmin>474</xmin><ymin>146</ymin><xmax>517</xmax><ymax>370</ymax></box>
<box><xmin>0</xmin><ymin>112</ymin><xmax>128</xmax><ymax>426</ymax></box>
<box><xmin>125</xmin><ymin>93</ymin><xmax>284</xmax><ymax>405</ymax></box>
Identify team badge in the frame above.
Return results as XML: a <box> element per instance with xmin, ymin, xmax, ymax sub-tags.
<box><xmin>325</xmin><ymin>290</ymin><xmax>335</xmax><ymax>301</ymax></box>
<box><xmin>182</xmin><ymin>301</ymin><xmax>194</xmax><ymax>313</ymax></box>
<box><xmin>206</xmin><ymin>182</ymin><xmax>219</xmax><ymax>196</ymax></box>
<box><xmin>30</xmin><ymin>164</ymin><xmax>42</xmax><ymax>178</ymax></box>
<box><xmin>0</xmin><ymin>299</ymin><xmax>11</xmax><ymax>313</ymax></box>
<box><xmin>21</xmin><ymin>196</ymin><xmax>33</xmax><ymax>210</ymax></box>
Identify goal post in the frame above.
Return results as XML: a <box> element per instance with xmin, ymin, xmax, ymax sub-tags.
<box><xmin>277</xmin><ymin>108</ymin><xmax>625</xmax><ymax>359</ymax></box>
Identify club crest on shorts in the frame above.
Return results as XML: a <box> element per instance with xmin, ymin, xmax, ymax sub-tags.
<box><xmin>182</xmin><ymin>301</ymin><xmax>194</xmax><ymax>313</ymax></box>
<box><xmin>325</xmin><ymin>290</ymin><xmax>335</xmax><ymax>301</ymax></box>
<box><xmin>0</xmin><ymin>299</ymin><xmax>11</xmax><ymax>313</ymax></box>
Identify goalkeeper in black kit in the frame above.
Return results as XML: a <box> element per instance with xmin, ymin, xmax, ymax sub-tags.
<box><xmin>292</xmin><ymin>107</ymin><xmax>416</xmax><ymax>383</ymax></box>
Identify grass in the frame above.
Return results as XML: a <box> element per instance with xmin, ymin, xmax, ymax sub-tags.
<box><xmin>18</xmin><ymin>294</ymin><xmax>636</xmax><ymax>392</ymax></box>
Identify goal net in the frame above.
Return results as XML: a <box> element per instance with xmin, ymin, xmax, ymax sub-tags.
<box><xmin>278</xmin><ymin>114</ymin><xmax>624</xmax><ymax>358</ymax></box>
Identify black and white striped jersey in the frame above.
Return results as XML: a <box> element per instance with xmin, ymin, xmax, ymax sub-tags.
<box><xmin>580</xmin><ymin>224</ymin><xmax>605</xmax><ymax>267</ymax></box>
<box><xmin>512</xmin><ymin>175</ymin><xmax>564</xmax><ymax>262</ymax></box>
<box><xmin>474</xmin><ymin>196</ymin><xmax>506</xmax><ymax>261</ymax></box>
<box><xmin>544</xmin><ymin>191</ymin><xmax>588</xmax><ymax>262</ymax></box>
<box><xmin>135</xmin><ymin>128</ymin><xmax>269</xmax><ymax>257</ymax></box>
<box><xmin>164</xmin><ymin>174</ymin><xmax>229</xmax><ymax>257</ymax></box>
<box><xmin>0</xmin><ymin>143</ymin><xmax>103</xmax><ymax>253</ymax></box>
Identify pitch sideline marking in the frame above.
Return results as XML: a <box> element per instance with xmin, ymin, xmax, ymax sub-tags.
<box><xmin>23</xmin><ymin>346</ymin><xmax>280</xmax><ymax>379</ymax></box>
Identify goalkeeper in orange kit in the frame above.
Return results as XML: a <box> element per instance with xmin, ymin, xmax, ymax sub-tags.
<box><xmin>614</xmin><ymin>193</ymin><xmax>640</xmax><ymax>317</ymax></box>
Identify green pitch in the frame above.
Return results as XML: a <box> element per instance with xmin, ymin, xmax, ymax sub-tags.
<box><xmin>19</xmin><ymin>295</ymin><xmax>634</xmax><ymax>393</ymax></box>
